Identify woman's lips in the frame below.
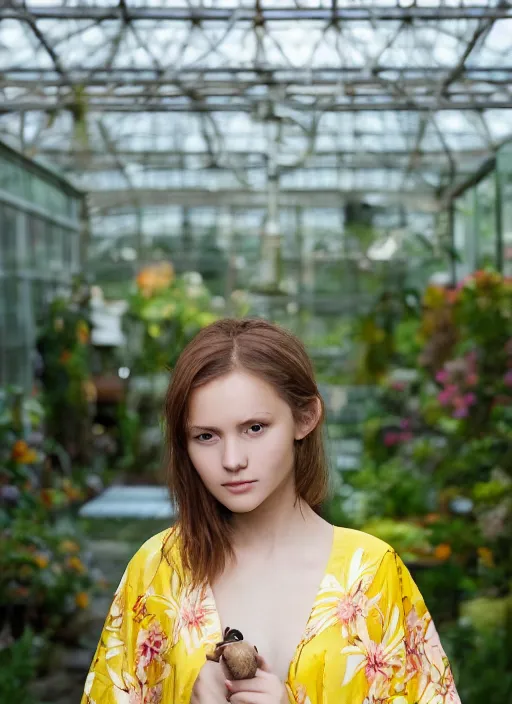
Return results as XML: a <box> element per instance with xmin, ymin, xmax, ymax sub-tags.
<box><xmin>223</xmin><ymin>481</ymin><xmax>257</xmax><ymax>494</ymax></box>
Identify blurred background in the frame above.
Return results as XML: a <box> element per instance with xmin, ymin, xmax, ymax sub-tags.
<box><xmin>0</xmin><ymin>1</ymin><xmax>511</xmax><ymax>702</ymax></box>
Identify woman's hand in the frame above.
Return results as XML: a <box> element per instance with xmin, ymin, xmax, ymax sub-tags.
<box><xmin>225</xmin><ymin>655</ymin><xmax>288</xmax><ymax>704</ymax></box>
<box><xmin>191</xmin><ymin>659</ymin><xmax>230</xmax><ymax>704</ymax></box>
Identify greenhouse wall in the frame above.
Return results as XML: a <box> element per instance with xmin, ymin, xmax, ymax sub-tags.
<box><xmin>453</xmin><ymin>140</ymin><xmax>512</xmax><ymax>280</ymax></box>
<box><xmin>0</xmin><ymin>140</ymin><xmax>84</xmax><ymax>389</ymax></box>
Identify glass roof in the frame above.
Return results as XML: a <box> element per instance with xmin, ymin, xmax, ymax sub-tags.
<box><xmin>1</xmin><ymin>0</ymin><xmax>511</xmax><ymax>217</ymax></box>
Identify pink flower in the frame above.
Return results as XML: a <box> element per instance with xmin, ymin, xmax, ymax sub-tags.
<box><xmin>400</xmin><ymin>418</ymin><xmax>411</xmax><ymax>430</ymax></box>
<box><xmin>435</xmin><ymin>370</ymin><xmax>450</xmax><ymax>384</ymax></box>
<box><xmin>504</xmin><ymin>370</ymin><xmax>512</xmax><ymax>388</ymax></box>
<box><xmin>390</xmin><ymin>381</ymin><xmax>406</xmax><ymax>391</ymax></box>
<box><xmin>463</xmin><ymin>392</ymin><xmax>476</xmax><ymax>405</ymax></box>
<box><xmin>384</xmin><ymin>432</ymin><xmax>398</xmax><ymax>446</ymax></box>
<box><xmin>453</xmin><ymin>405</ymin><xmax>469</xmax><ymax>419</ymax></box>
<box><xmin>465</xmin><ymin>372</ymin><xmax>479</xmax><ymax>386</ymax></box>
<box><xmin>438</xmin><ymin>385</ymin><xmax>458</xmax><ymax>406</ymax></box>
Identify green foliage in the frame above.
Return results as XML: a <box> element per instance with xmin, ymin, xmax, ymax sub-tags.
<box><xmin>0</xmin><ymin>628</ymin><xmax>40</xmax><ymax>704</ymax></box>
<box><xmin>124</xmin><ymin>267</ymin><xmax>219</xmax><ymax>374</ymax></box>
<box><xmin>334</xmin><ymin>269</ymin><xmax>512</xmax><ymax>653</ymax></box>
<box><xmin>36</xmin><ymin>278</ymin><xmax>94</xmax><ymax>464</ymax></box>
<box><xmin>0</xmin><ymin>386</ymin><xmax>103</xmax><ymax>642</ymax></box>
<box><xmin>440</xmin><ymin>615</ymin><xmax>512</xmax><ymax>704</ymax></box>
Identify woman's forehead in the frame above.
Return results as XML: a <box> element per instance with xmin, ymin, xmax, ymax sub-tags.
<box><xmin>187</xmin><ymin>371</ymin><xmax>286</xmax><ymax>424</ymax></box>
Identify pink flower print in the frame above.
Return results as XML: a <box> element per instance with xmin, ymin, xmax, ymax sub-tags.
<box><xmin>433</xmin><ymin>666</ymin><xmax>460</xmax><ymax>704</ymax></box>
<box><xmin>173</xmin><ymin>585</ymin><xmax>219</xmax><ymax>653</ymax></box>
<box><xmin>137</xmin><ymin>622</ymin><xmax>168</xmax><ymax>666</ymax></box>
<box><xmin>365</xmin><ymin>642</ymin><xmax>390</xmax><ymax>682</ymax></box>
<box><xmin>337</xmin><ymin>591</ymin><xmax>365</xmax><ymax>629</ymax></box>
<box><xmin>144</xmin><ymin>684</ymin><xmax>163</xmax><ymax>704</ymax></box>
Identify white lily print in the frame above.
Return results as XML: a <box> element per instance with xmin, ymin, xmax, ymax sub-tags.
<box><xmin>341</xmin><ymin>604</ymin><xmax>404</xmax><ymax>692</ymax></box>
<box><xmin>305</xmin><ymin>548</ymin><xmax>383</xmax><ymax>641</ymax></box>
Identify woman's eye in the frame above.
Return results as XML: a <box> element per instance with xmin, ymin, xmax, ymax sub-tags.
<box><xmin>197</xmin><ymin>433</ymin><xmax>213</xmax><ymax>441</ymax></box>
<box><xmin>248</xmin><ymin>424</ymin><xmax>265</xmax><ymax>434</ymax></box>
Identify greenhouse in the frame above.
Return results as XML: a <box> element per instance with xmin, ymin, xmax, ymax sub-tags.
<box><xmin>0</xmin><ymin>2</ymin><xmax>511</xmax><ymax>703</ymax></box>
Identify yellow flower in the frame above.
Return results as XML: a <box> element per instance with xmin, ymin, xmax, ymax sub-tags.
<box><xmin>75</xmin><ymin>592</ymin><xmax>89</xmax><ymax>609</ymax></box>
<box><xmin>34</xmin><ymin>553</ymin><xmax>49</xmax><ymax>569</ymax></box>
<box><xmin>67</xmin><ymin>556</ymin><xmax>86</xmax><ymax>574</ymax></box>
<box><xmin>62</xmin><ymin>478</ymin><xmax>82</xmax><ymax>501</ymax></box>
<box><xmin>60</xmin><ymin>540</ymin><xmax>80</xmax><ymax>554</ymax></box>
<box><xmin>19</xmin><ymin>565</ymin><xmax>33</xmax><ymax>579</ymax></box>
<box><xmin>76</xmin><ymin>320</ymin><xmax>90</xmax><ymax>344</ymax></box>
<box><xmin>434</xmin><ymin>543</ymin><xmax>452</xmax><ymax>561</ymax></box>
<box><xmin>477</xmin><ymin>547</ymin><xmax>494</xmax><ymax>568</ymax></box>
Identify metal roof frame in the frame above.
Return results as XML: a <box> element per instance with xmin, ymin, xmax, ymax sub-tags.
<box><xmin>0</xmin><ymin>0</ymin><xmax>511</xmax><ymax>216</ymax></box>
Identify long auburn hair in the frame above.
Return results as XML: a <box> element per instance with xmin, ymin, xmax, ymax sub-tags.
<box><xmin>164</xmin><ymin>318</ymin><xmax>329</xmax><ymax>589</ymax></box>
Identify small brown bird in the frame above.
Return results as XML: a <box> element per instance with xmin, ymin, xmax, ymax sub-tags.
<box><xmin>206</xmin><ymin>627</ymin><xmax>259</xmax><ymax>680</ymax></box>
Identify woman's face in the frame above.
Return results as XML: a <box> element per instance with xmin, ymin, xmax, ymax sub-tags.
<box><xmin>186</xmin><ymin>370</ymin><xmax>311</xmax><ymax>513</ymax></box>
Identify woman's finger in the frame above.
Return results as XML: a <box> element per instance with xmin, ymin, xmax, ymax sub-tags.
<box><xmin>229</xmin><ymin>693</ymin><xmax>267</xmax><ymax>704</ymax></box>
<box><xmin>225</xmin><ymin>678</ymin><xmax>265</xmax><ymax>694</ymax></box>
<box><xmin>255</xmin><ymin>653</ymin><xmax>273</xmax><ymax>673</ymax></box>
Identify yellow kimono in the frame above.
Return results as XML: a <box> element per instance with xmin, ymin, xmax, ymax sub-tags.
<box><xmin>82</xmin><ymin>526</ymin><xmax>461</xmax><ymax>704</ymax></box>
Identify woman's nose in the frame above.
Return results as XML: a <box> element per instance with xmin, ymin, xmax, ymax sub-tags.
<box><xmin>221</xmin><ymin>437</ymin><xmax>248</xmax><ymax>472</ymax></box>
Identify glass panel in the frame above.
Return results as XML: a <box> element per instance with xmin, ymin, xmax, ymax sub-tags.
<box><xmin>476</xmin><ymin>175</ymin><xmax>497</xmax><ymax>269</ymax></box>
<box><xmin>454</xmin><ymin>188</ymin><xmax>476</xmax><ymax>281</ymax></box>
<box><xmin>27</xmin><ymin>215</ymin><xmax>48</xmax><ymax>270</ymax></box>
<box><xmin>497</xmin><ymin>142</ymin><xmax>512</xmax><ymax>277</ymax></box>
<box><xmin>0</xmin><ymin>202</ymin><xmax>18</xmax><ymax>273</ymax></box>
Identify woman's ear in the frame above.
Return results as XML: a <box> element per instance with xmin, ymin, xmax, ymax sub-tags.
<box><xmin>294</xmin><ymin>396</ymin><xmax>322</xmax><ymax>441</ymax></box>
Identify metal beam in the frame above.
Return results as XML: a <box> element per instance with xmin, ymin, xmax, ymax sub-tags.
<box><xmin>4</xmin><ymin>66</ymin><xmax>512</xmax><ymax>87</ymax></box>
<box><xmin>39</xmin><ymin>147</ymin><xmax>489</xmax><ymax>172</ymax></box>
<box><xmin>3</xmin><ymin>5</ymin><xmax>512</xmax><ymax>22</ymax></box>
<box><xmin>3</xmin><ymin>97</ymin><xmax>512</xmax><ymax>113</ymax></box>
<box><xmin>86</xmin><ymin>187</ymin><xmax>439</xmax><ymax>213</ymax></box>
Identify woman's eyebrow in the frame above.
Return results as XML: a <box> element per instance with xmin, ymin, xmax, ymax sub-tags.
<box><xmin>188</xmin><ymin>413</ymin><xmax>273</xmax><ymax>433</ymax></box>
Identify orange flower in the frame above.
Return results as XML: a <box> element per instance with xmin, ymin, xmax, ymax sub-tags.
<box><xmin>59</xmin><ymin>350</ymin><xmax>72</xmax><ymax>364</ymax></box>
<box><xmin>478</xmin><ymin>547</ymin><xmax>494</xmax><ymax>568</ymax></box>
<box><xmin>434</xmin><ymin>543</ymin><xmax>452</xmax><ymax>561</ymax></box>
<box><xmin>13</xmin><ymin>585</ymin><xmax>30</xmax><ymax>599</ymax></box>
<box><xmin>11</xmin><ymin>440</ymin><xmax>37</xmax><ymax>464</ymax></box>
<box><xmin>67</xmin><ymin>556</ymin><xmax>86</xmax><ymax>574</ymax></box>
<box><xmin>40</xmin><ymin>489</ymin><xmax>54</xmax><ymax>508</ymax></box>
<box><xmin>34</xmin><ymin>553</ymin><xmax>49</xmax><ymax>569</ymax></box>
<box><xmin>75</xmin><ymin>592</ymin><xmax>89</xmax><ymax>609</ymax></box>
<box><xmin>424</xmin><ymin>513</ymin><xmax>441</xmax><ymax>525</ymax></box>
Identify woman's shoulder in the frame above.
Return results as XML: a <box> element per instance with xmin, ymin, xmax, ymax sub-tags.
<box><xmin>332</xmin><ymin>525</ymin><xmax>397</xmax><ymax>572</ymax></box>
<box><xmin>122</xmin><ymin>524</ymin><xmax>183</xmax><ymax>591</ymax></box>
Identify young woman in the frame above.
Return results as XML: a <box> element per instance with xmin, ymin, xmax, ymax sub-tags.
<box><xmin>82</xmin><ymin>318</ymin><xmax>460</xmax><ymax>704</ymax></box>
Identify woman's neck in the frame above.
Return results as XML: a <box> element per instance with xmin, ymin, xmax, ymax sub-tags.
<box><xmin>229</xmin><ymin>474</ymin><xmax>322</xmax><ymax>557</ymax></box>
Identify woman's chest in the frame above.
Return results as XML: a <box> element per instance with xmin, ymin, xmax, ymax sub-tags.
<box><xmin>211</xmin><ymin>562</ymin><xmax>324</xmax><ymax>682</ymax></box>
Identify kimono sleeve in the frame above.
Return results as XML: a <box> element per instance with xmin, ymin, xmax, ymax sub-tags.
<box><xmin>383</xmin><ymin>550</ymin><xmax>461</xmax><ymax>704</ymax></box>
<box><xmin>81</xmin><ymin>560</ymin><xmax>141</xmax><ymax>704</ymax></box>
